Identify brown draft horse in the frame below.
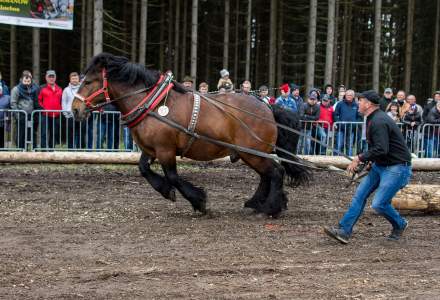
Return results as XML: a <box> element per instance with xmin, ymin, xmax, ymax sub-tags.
<box><xmin>72</xmin><ymin>53</ymin><xmax>310</xmax><ymax>217</ymax></box>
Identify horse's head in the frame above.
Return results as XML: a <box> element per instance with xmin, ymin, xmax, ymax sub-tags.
<box><xmin>72</xmin><ymin>52</ymin><xmax>161</xmax><ymax>120</ymax></box>
<box><xmin>72</xmin><ymin>54</ymin><xmax>113</xmax><ymax>121</ymax></box>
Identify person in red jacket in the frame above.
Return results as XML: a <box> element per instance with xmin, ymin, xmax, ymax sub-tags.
<box><xmin>316</xmin><ymin>94</ymin><xmax>334</xmax><ymax>154</ymax></box>
<box><xmin>38</xmin><ymin>70</ymin><xmax>62</xmax><ymax>149</ymax></box>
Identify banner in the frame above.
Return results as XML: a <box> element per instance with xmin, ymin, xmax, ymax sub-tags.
<box><xmin>0</xmin><ymin>0</ymin><xmax>74</xmax><ymax>30</ymax></box>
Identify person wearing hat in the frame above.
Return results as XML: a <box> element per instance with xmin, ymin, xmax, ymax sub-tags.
<box><xmin>379</xmin><ymin>87</ymin><xmax>394</xmax><ymax>112</ymax></box>
<box><xmin>298</xmin><ymin>89</ymin><xmax>321</xmax><ymax>154</ymax></box>
<box><xmin>182</xmin><ymin>76</ymin><xmax>194</xmax><ymax>89</ymax></box>
<box><xmin>289</xmin><ymin>83</ymin><xmax>304</xmax><ymax>109</ymax></box>
<box><xmin>324</xmin><ymin>90</ymin><xmax>412</xmax><ymax>244</ymax></box>
<box><xmin>275</xmin><ymin>83</ymin><xmax>297</xmax><ymax>112</ymax></box>
<box><xmin>38</xmin><ymin>70</ymin><xmax>63</xmax><ymax>149</ymax></box>
<box><xmin>217</xmin><ymin>69</ymin><xmax>234</xmax><ymax>91</ymax></box>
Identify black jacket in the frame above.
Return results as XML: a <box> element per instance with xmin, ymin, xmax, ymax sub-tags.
<box><xmin>299</xmin><ymin>102</ymin><xmax>320</xmax><ymax>121</ymax></box>
<box><xmin>359</xmin><ymin>109</ymin><xmax>411</xmax><ymax>166</ymax></box>
<box><xmin>426</xmin><ymin>107</ymin><xmax>440</xmax><ymax>124</ymax></box>
<box><xmin>402</xmin><ymin>111</ymin><xmax>422</xmax><ymax>128</ymax></box>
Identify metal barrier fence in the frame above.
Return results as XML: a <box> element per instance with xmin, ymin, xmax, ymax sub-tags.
<box><xmin>30</xmin><ymin>110</ymin><xmax>137</xmax><ymax>152</ymax></box>
<box><xmin>0</xmin><ymin>109</ymin><xmax>439</xmax><ymax>157</ymax></box>
<box><xmin>0</xmin><ymin>109</ymin><xmax>28</xmax><ymax>151</ymax></box>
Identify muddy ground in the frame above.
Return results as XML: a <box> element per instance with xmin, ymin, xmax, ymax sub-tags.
<box><xmin>0</xmin><ymin>162</ymin><xmax>439</xmax><ymax>299</ymax></box>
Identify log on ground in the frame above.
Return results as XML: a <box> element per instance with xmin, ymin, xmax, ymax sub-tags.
<box><xmin>392</xmin><ymin>185</ymin><xmax>440</xmax><ymax>212</ymax></box>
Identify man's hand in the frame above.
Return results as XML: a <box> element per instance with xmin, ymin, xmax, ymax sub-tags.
<box><xmin>347</xmin><ymin>156</ymin><xmax>361</xmax><ymax>174</ymax></box>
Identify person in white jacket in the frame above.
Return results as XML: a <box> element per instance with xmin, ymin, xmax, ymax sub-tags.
<box><xmin>62</xmin><ymin>72</ymin><xmax>83</xmax><ymax>149</ymax></box>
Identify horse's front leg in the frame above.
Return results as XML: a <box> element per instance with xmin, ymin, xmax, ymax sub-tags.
<box><xmin>158</xmin><ymin>152</ymin><xmax>207</xmax><ymax>214</ymax></box>
<box><xmin>139</xmin><ymin>152</ymin><xmax>176</xmax><ymax>202</ymax></box>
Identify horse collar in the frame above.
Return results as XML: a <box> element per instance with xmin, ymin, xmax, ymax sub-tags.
<box><xmin>122</xmin><ymin>72</ymin><xmax>174</xmax><ymax>128</ymax></box>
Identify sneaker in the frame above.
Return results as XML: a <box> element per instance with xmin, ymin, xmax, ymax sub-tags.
<box><xmin>323</xmin><ymin>226</ymin><xmax>350</xmax><ymax>244</ymax></box>
<box><xmin>387</xmin><ymin>220</ymin><xmax>409</xmax><ymax>241</ymax></box>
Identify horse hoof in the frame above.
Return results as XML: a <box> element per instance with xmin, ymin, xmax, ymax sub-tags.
<box><xmin>241</xmin><ymin>207</ymin><xmax>257</xmax><ymax>216</ymax></box>
<box><xmin>168</xmin><ymin>189</ymin><xmax>177</xmax><ymax>202</ymax></box>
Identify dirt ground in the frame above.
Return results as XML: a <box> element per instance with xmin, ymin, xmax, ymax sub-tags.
<box><xmin>0</xmin><ymin>162</ymin><xmax>439</xmax><ymax>300</ymax></box>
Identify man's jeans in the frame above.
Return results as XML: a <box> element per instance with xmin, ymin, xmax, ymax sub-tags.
<box><xmin>339</xmin><ymin>163</ymin><xmax>412</xmax><ymax>235</ymax></box>
<box><xmin>336</xmin><ymin>129</ymin><xmax>355</xmax><ymax>156</ymax></box>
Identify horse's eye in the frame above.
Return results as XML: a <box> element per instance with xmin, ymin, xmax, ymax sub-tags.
<box><xmin>84</xmin><ymin>81</ymin><xmax>91</xmax><ymax>85</ymax></box>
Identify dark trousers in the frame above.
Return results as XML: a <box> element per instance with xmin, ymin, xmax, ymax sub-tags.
<box><xmin>65</xmin><ymin>117</ymin><xmax>88</xmax><ymax>149</ymax></box>
<box><xmin>0</xmin><ymin>126</ymin><xmax>4</xmax><ymax>148</ymax></box>
<box><xmin>15</xmin><ymin>115</ymin><xmax>29</xmax><ymax>149</ymax></box>
<box><xmin>40</xmin><ymin>116</ymin><xmax>60</xmax><ymax>149</ymax></box>
<box><xmin>97</xmin><ymin>115</ymin><xmax>120</xmax><ymax>150</ymax></box>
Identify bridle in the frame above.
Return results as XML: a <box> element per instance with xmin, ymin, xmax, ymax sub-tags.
<box><xmin>74</xmin><ymin>69</ymin><xmax>111</xmax><ymax>110</ymax></box>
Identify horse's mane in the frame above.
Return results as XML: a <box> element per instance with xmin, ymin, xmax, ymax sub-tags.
<box><xmin>84</xmin><ymin>53</ymin><xmax>187</xmax><ymax>94</ymax></box>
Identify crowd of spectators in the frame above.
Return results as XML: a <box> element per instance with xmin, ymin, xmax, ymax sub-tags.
<box><xmin>1</xmin><ymin>66</ymin><xmax>440</xmax><ymax>157</ymax></box>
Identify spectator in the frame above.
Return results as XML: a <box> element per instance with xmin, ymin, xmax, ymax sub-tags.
<box><xmin>289</xmin><ymin>83</ymin><xmax>304</xmax><ymax>109</ymax></box>
<box><xmin>217</xmin><ymin>69</ymin><xmax>234</xmax><ymax>91</ymax></box>
<box><xmin>379</xmin><ymin>87</ymin><xmax>394</xmax><ymax>112</ymax></box>
<box><xmin>402</xmin><ymin>103</ymin><xmax>422</xmax><ymax>153</ymax></box>
<box><xmin>62</xmin><ymin>72</ymin><xmax>83</xmax><ymax>149</ymax></box>
<box><xmin>198</xmin><ymin>82</ymin><xmax>209</xmax><ymax>94</ymax></box>
<box><xmin>240</xmin><ymin>80</ymin><xmax>252</xmax><ymax>95</ymax></box>
<box><xmin>323</xmin><ymin>84</ymin><xmax>336</xmax><ymax>105</ymax></box>
<box><xmin>0</xmin><ymin>71</ymin><xmax>10</xmax><ymax>96</ymax></box>
<box><xmin>317</xmin><ymin>94</ymin><xmax>334</xmax><ymax>155</ymax></box>
<box><xmin>333</xmin><ymin>89</ymin><xmax>361</xmax><ymax>156</ymax></box>
<box><xmin>400</xmin><ymin>94</ymin><xmax>422</xmax><ymax>117</ymax></box>
<box><xmin>386</xmin><ymin>101</ymin><xmax>400</xmax><ymax>123</ymax></box>
<box><xmin>299</xmin><ymin>90</ymin><xmax>320</xmax><ymax>155</ymax></box>
<box><xmin>275</xmin><ymin>83</ymin><xmax>297</xmax><ymax>112</ymax></box>
<box><xmin>395</xmin><ymin>90</ymin><xmax>406</xmax><ymax>113</ymax></box>
<box><xmin>38</xmin><ymin>70</ymin><xmax>62</xmax><ymax>149</ymax></box>
<box><xmin>182</xmin><ymin>76</ymin><xmax>194</xmax><ymax>89</ymax></box>
<box><xmin>257</xmin><ymin>85</ymin><xmax>273</xmax><ymax>106</ymax></box>
<box><xmin>97</xmin><ymin>104</ymin><xmax>120</xmax><ymax>150</ymax></box>
<box><xmin>425</xmin><ymin>101</ymin><xmax>440</xmax><ymax>158</ymax></box>
<box><xmin>123</xmin><ymin>126</ymin><xmax>134</xmax><ymax>151</ymax></box>
<box><xmin>218</xmin><ymin>82</ymin><xmax>233</xmax><ymax>94</ymax></box>
<box><xmin>10</xmin><ymin>71</ymin><xmax>39</xmax><ymax>149</ymax></box>
<box><xmin>422</xmin><ymin>91</ymin><xmax>440</xmax><ymax>121</ymax></box>
<box><xmin>0</xmin><ymin>85</ymin><xmax>10</xmax><ymax>148</ymax></box>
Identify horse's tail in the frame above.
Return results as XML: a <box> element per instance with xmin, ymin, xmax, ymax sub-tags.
<box><xmin>272</xmin><ymin>105</ymin><xmax>312</xmax><ymax>187</ymax></box>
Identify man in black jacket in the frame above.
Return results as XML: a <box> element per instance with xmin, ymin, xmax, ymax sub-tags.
<box><xmin>324</xmin><ymin>90</ymin><xmax>412</xmax><ymax>244</ymax></box>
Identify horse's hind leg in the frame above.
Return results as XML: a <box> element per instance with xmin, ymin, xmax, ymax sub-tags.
<box><xmin>139</xmin><ymin>152</ymin><xmax>176</xmax><ymax>202</ymax></box>
<box><xmin>159</xmin><ymin>155</ymin><xmax>207</xmax><ymax>214</ymax></box>
<box><xmin>240</xmin><ymin>154</ymin><xmax>287</xmax><ymax>217</ymax></box>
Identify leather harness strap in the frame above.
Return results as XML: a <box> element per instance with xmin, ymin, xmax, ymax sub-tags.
<box><xmin>181</xmin><ymin>93</ymin><xmax>201</xmax><ymax>158</ymax></box>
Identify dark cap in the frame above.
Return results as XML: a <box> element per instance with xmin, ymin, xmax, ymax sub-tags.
<box><xmin>259</xmin><ymin>85</ymin><xmax>268</xmax><ymax>91</ymax></box>
<box><xmin>359</xmin><ymin>90</ymin><xmax>380</xmax><ymax>104</ymax></box>
<box><xmin>434</xmin><ymin>91</ymin><xmax>440</xmax><ymax>96</ymax></box>
<box><xmin>182</xmin><ymin>75</ymin><xmax>194</xmax><ymax>83</ymax></box>
<box><xmin>289</xmin><ymin>83</ymin><xmax>300</xmax><ymax>91</ymax></box>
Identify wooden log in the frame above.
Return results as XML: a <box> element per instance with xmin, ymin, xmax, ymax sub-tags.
<box><xmin>392</xmin><ymin>185</ymin><xmax>440</xmax><ymax>212</ymax></box>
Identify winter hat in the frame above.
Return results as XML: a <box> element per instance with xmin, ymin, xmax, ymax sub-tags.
<box><xmin>308</xmin><ymin>90</ymin><xmax>319</xmax><ymax>100</ymax></box>
<box><xmin>280</xmin><ymin>83</ymin><xmax>290</xmax><ymax>93</ymax></box>
<box><xmin>359</xmin><ymin>90</ymin><xmax>380</xmax><ymax>104</ymax></box>
<box><xmin>384</xmin><ymin>87</ymin><xmax>393</xmax><ymax>94</ymax></box>
<box><xmin>220</xmin><ymin>69</ymin><xmax>229</xmax><ymax>78</ymax></box>
<box><xmin>289</xmin><ymin>83</ymin><xmax>300</xmax><ymax>91</ymax></box>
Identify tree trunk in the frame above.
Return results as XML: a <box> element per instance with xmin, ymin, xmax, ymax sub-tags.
<box><xmin>86</xmin><ymin>0</ymin><xmax>93</xmax><ymax>62</ymax></box>
<box><xmin>93</xmin><ymin>0</ymin><xmax>103</xmax><ymax>55</ymax></box>
<box><xmin>276</xmin><ymin>0</ymin><xmax>283</xmax><ymax>86</ymax></box>
<box><xmin>332</xmin><ymin>0</ymin><xmax>339</xmax><ymax>87</ymax></box>
<box><xmin>344</xmin><ymin>1</ymin><xmax>353</xmax><ymax>86</ymax></box>
<box><xmin>373</xmin><ymin>0</ymin><xmax>382</xmax><ymax>91</ymax></box>
<box><xmin>131</xmin><ymin>0</ymin><xmax>138</xmax><ymax>61</ymax></box>
<box><xmin>80</xmin><ymin>0</ymin><xmax>86</xmax><ymax>70</ymax></box>
<box><xmin>305</xmin><ymin>0</ymin><xmax>317</xmax><ymax>94</ymax></box>
<box><xmin>392</xmin><ymin>185</ymin><xmax>440</xmax><ymax>212</ymax></box>
<box><xmin>223</xmin><ymin>0</ymin><xmax>230</xmax><ymax>70</ymax></box>
<box><xmin>180</xmin><ymin>0</ymin><xmax>188</xmax><ymax>78</ymax></box>
<box><xmin>325</xmin><ymin>0</ymin><xmax>336</xmax><ymax>85</ymax></box>
<box><xmin>167</xmin><ymin>0</ymin><xmax>173</xmax><ymax>69</ymax></box>
<box><xmin>190</xmin><ymin>0</ymin><xmax>198</xmax><ymax>82</ymax></box>
<box><xmin>10</xmin><ymin>26</ymin><xmax>17</xmax><ymax>87</ymax></box>
<box><xmin>174</xmin><ymin>0</ymin><xmax>181</xmax><ymax>75</ymax></box>
<box><xmin>245</xmin><ymin>0</ymin><xmax>252</xmax><ymax>80</ymax></box>
<box><xmin>159</xmin><ymin>2</ymin><xmax>165</xmax><ymax>71</ymax></box>
<box><xmin>32</xmin><ymin>28</ymin><xmax>41</xmax><ymax>84</ymax></box>
<box><xmin>404</xmin><ymin>0</ymin><xmax>415</xmax><ymax>92</ymax></box>
<box><xmin>432</xmin><ymin>0</ymin><xmax>440</xmax><ymax>93</ymax></box>
<box><xmin>269</xmin><ymin>0</ymin><xmax>277</xmax><ymax>93</ymax></box>
<box><xmin>48</xmin><ymin>29</ymin><xmax>53</xmax><ymax>69</ymax></box>
<box><xmin>233</xmin><ymin>0</ymin><xmax>240</xmax><ymax>86</ymax></box>
<box><xmin>139</xmin><ymin>0</ymin><xmax>148</xmax><ymax>65</ymax></box>
<box><xmin>339</xmin><ymin>0</ymin><xmax>348</xmax><ymax>85</ymax></box>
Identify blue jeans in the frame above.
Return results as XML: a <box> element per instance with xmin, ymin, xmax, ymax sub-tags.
<box><xmin>123</xmin><ymin>127</ymin><xmax>134</xmax><ymax>150</ymax></box>
<box><xmin>40</xmin><ymin>116</ymin><xmax>60</xmax><ymax>149</ymax></box>
<box><xmin>339</xmin><ymin>163</ymin><xmax>412</xmax><ymax>236</ymax></box>
<box><xmin>336</xmin><ymin>129</ymin><xmax>355</xmax><ymax>156</ymax></box>
<box><xmin>426</xmin><ymin>137</ymin><xmax>439</xmax><ymax>158</ymax></box>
